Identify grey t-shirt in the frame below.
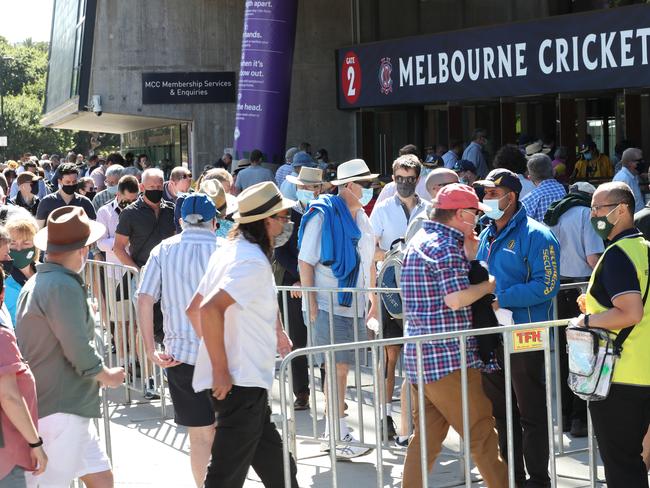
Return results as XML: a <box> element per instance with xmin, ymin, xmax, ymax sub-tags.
<box><xmin>235</xmin><ymin>165</ymin><xmax>275</xmax><ymax>192</ymax></box>
<box><xmin>550</xmin><ymin>206</ymin><xmax>604</xmax><ymax>278</ymax></box>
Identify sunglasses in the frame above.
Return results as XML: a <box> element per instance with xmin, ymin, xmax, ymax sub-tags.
<box><xmin>395</xmin><ymin>176</ymin><xmax>417</xmax><ymax>184</ymax></box>
<box><xmin>354</xmin><ymin>180</ymin><xmax>373</xmax><ymax>189</ymax></box>
<box><xmin>180</xmin><ymin>173</ymin><xmax>192</xmax><ymax>180</ymax></box>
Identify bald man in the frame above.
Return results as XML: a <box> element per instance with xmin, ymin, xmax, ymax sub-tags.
<box><xmin>403</xmin><ymin>168</ymin><xmax>459</xmax><ymax>242</ymax></box>
<box><xmin>577</xmin><ymin>181</ymin><xmax>650</xmax><ymax>486</ymax></box>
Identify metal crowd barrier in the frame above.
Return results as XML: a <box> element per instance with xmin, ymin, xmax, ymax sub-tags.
<box><xmin>274</xmin><ymin>283</ymin><xmax>613</xmax><ymax>488</ymax></box>
<box><xmin>84</xmin><ymin>259</ymin><xmax>167</xmax><ymax>412</ymax></box>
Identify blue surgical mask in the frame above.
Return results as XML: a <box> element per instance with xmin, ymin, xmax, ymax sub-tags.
<box><xmin>482</xmin><ymin>194</ymin><xmax>510</xmax><ymax>220</ymax></box>
<box><xmin>359</xmin><ymin>188</ymin><xmax>374</xmax><ymax>206</ymax></box>
<box><xmin>215</xmin><ymin>219</ymin><xmax>234</xmax><ymax>239</ymax></box>
<box><xmin>296</xmin><ymin>189</ymin><xmax>315</xmax><ymax>206</ymax></box>
<box><xmin>584</xmin><ymin>151</ymin><xmax>592</xmax><ymax>161</ymax></box>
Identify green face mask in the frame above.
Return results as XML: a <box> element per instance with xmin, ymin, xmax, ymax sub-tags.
<box><xmin>590</xmin><ymin>204</ymin><xmax>620</xmax><ymax>240</ymax></box>
<box><xmin>9</xmin><ymin>247</ymin><xmax>36</xmax><ymax>269</ymax></box>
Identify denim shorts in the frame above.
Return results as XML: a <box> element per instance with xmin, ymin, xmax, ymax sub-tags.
<box><xmin>313</xmin><ymin>310</ymin><xmax>367</xmax><ymax>365</ymax></box>
<box><xmin>0</xmin><ymin>466</ymin><xmax>26</xmax><ymax>488</ymax></box>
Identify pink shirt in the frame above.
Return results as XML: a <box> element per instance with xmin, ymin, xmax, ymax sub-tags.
<box><xmin>0</xmin><ymin>327</ymin><xmax>38</xmax><ymax>479</ymax></box>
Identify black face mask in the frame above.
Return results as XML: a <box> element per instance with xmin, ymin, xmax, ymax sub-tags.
<box><xmin>396</xmin><ymin>181</ymin><xmax>416</xmax><ymax>198</ymax></box>
<box><xmin>61</xmin><ymin>184</ymin><xmax>77</xmax><ymax>195</ymax></box>
<box><xmin>0</xmin><ymin>260</ymin><xmax>14</xmax><ymax>275</ymax></box>
<box><xmin>30</xmin><ymin>181</ymin><xmax>39</xmax><ymax>195</ymax></box>
<box><xmin>85</xmin><ymin>191</ymin><xmax>97</xmax><ymax>201</ymax></box>
<box><xmin>144</xmin><ymin>189</ymin><xmax>163</xmax><ymax>204</ymax></box>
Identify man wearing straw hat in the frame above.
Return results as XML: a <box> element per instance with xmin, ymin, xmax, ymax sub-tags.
<box><xmin>298</xmin><ymin>158</ymin><xmax>378</xmax><ymax>459</ymax></box>
<box><xmin>275</xmin><ymin>166</ymin><xmax>327</xmax><ymax>410</ymax></box>
<box><xmin>16</xmin><ymin>206</ymin><xmax>126</xmax><ymax>488</ymax></box>
<box><xmin>196</xmin><ymin>181</ymin><xmax>298</xmax><ymax>488</ymax></box>
<box><xmin>137</xmin><ymin>193</ymin><xmax>222</xmax><ymax>487</ymax></box>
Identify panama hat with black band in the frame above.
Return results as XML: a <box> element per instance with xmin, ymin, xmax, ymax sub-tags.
<box><xmin>285</xmin><ymin>167</ymin><xmax>326</xmax><ymax>186</ymax></box>
<box><xmin>34</xmin><ymin>206</ymin><xmax>106</xmax><ymax>252</ymax></box>
<box><xmin>330</xmin><ymin>159</ymin><xmax>378</xmax><ymax>186</ymax></box>
<box><xmin>233</xmin><ymin>181</ymin><xmax>296</xmax><ymax>224</ymax></box>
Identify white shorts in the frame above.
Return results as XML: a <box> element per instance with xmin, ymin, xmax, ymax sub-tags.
<box><xmin>26</xmin><ymin>413</ymin><xmax>111</xmax><ymax>488</ymax></box>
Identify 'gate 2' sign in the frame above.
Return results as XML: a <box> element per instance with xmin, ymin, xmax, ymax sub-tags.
<box><xmin>142</xmin><ymin>72</ymin><xmax>236</xmax><ymax>104</ymax></box>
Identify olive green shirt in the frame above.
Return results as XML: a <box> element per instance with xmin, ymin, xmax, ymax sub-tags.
<box><xmin>15</xmin><ymin>263</ymin><xmax>104</xmax><ymax>419</ymax></box>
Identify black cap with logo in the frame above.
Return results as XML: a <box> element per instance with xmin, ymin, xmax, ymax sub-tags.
<box><xmin>474</xmin><ymin>169</ymin><xmax>522</xmax><ymax>193</ymax></box>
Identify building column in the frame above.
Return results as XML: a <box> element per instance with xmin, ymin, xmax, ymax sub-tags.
<box><xmin>624</xmin><ymin>90</ymin><xmax>642</xmax><ymax>145</ymax></box>
<box><xmin>558</xmin><ymin>96</ymin><xmax>577</xmax><ymax>175</ymax></box>
<box><xmin>500</xmin><ymin>99</ymin><xmax>516</xmax><ymax>146</ymax></box>
<box><xmin>447</xmin><ymin>104</ymin><xmax>463</xmax><ymax>147</ymax></box>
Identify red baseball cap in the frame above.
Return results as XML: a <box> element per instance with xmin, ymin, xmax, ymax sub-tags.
<box><xmin>435</xmin><ymin>183</ymin><xmax>491</xmax><ymax>212</ymax></box>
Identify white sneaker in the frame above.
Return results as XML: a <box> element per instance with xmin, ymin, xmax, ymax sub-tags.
<box><xmin>335</xmin><ymin>433</ymin><xmax>372</xmax><ymax>460</ymax></box>
<box><xmin>319</xmin><ymin>432</ymin><xmax>332</xmax><ymax>452</ymax></box>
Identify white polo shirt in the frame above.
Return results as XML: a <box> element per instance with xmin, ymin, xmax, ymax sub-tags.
<box><xmin>370</xmin><ymin>195</ymin><xmax>431</xmax><ymax>251</ymax></box>
<box><xmin>195</xmin><ymin>237</ymin><xmax>277</xmax><ymax>390</ymax></box>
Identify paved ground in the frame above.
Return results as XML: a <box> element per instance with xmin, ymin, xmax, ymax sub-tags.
<box><xmin>100</xmin><ymin>370</ymin><xmax>638</xmax><ymax>488</ymax></box>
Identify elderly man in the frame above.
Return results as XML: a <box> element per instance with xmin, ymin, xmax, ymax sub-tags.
<box><xmin>234</xmin><ymin>149</ymin><xmax>275</xmax><ymax>193</ymax></box>
<box><xmin>298</xmin><ymin>159</ymin><xmax>378</xmax><ymax>459</ymax></box>
<box><xmin>404</xmin><ymin>168</ymin><xmax>459</xmax><ymax>241</ymax></box>
<box><xmin>544</xmin><ymin>181</ymin><xmax>604</xmax><ymax>437</ymax></box>
<box><xmin>613</xmin><ymin>147</ymin><xmax>645</xmax><ymax>212</ymax></box>
<box><xmin>93</xmin><ymin>164</ymin><xmax>125</xmax><ymax>211</ymax></box>
<box><xmin>520</xmin><ymin>153</ymin><xmax>567</xmax><ymax>223</ymax></box>
<box><xmin>280</xmin><ymin>151</ymin><xmax>317</xmax><ymax>200</ymax></box>
<box><xmin>114</xmin><ymin>168</ymin><xmax>175</xmax><ymax>397</ymax></box>
<box><xmin>400</xmin><ymin>184</ymin><xmax>507</xmax><ymax>488</ymax></box>
<box><xmin>476</xmin><ymin>169</ymin><xmax>560</xmax><ymax>488</ymax></box>
<box><xmin>276</xmin><ymin>147</ymin><xmax>299</xmax><ymax>187</ymax></box>
<box><xmin>138</xmin><ymin>194</ymin><xmax>221</xmax><ymax>486</ymax></box>
<box><xmin>17</xmin><ymin>207</ymin><xmax>125</xmax><ymax>488</ymax></box>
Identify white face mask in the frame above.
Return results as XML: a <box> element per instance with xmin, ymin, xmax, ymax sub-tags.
<box><xmin>296</xmin><ymin>189</ymin><xmax>315</xmax><ymax>206</ymax></box>
<box><xmin>78</xmin><ymin>250</ymin><xmax>88</xmax><ymax>274</ymax></box>
<box><xmin>359</xmin><ymin>188</ymin><xmax>374</xmax><ymax>206</ymax></box>
<box><xmin>461</xmin><ymin>209</ymin><xmax>479</xmax><ymax>227</ymax></box>
<box><xmin>273</xmin><ymin>221</ymin><xmax>294</xmax><ymax>248</ymax></box>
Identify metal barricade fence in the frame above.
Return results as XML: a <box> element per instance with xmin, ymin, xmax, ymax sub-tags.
<box><xmin>84</xmin><ymin>259</ymin><xmax>167</xmax><ymax>411</ymax></box>
<box><xmin>275</xmin><ymin>284</ymin><xmax>608</xmax><ymax>488</ymax></box>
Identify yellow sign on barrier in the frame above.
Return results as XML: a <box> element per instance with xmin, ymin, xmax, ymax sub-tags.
<box><xmin>511</xmin><ymin>328</ymin><xmax>545</xmax><ymax>353</ymax></box>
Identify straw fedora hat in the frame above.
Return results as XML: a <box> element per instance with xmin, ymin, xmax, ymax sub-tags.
<box><xmin>233</xmin><ymin>181</ymin><xmax>295</xmax><ymax>224</ymax></box>
<box><xmin>285</xmin><ymin>167</ymin><xmax>325</xmax><ymax>186</ymax></box>
<box><xmin>330</xmin><ymin>159</ymin><xmax>378</xmax><ymax>186</ymax></box>
<box><xmin>34</xmin><ymin>206</ymin><xmax>106</xmax><ymax>252</ymax></box>
<box><xmin>525</xmin><ymin>141</ymin><xmax>551</xmax><ymax>158</ymax></box>
<box><xmin>200</xmin><ymin>178</ymin><xmax>227</xmax><ymax>214</ymax></box>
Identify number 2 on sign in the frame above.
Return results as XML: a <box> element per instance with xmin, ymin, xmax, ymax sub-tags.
<box><xmin>347</xmin><ymin>66</ymin><xmax>356</xmax><ymax>97</ymax></box>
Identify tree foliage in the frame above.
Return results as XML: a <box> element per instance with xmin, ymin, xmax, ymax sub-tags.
<box><xmin>0</xmin><ymin>36</ymin><xmax>118</xmax><ymax>160</ymax></box>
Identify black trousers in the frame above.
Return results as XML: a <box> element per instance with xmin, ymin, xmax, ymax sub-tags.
<box><xmin>556</xmin><ymin>287</ymin><xmax>587</xmax><ymax>423</ymax></box>
<box><xmin>481</xmin><ymin>348</ymin><xmax>550</xmax><ymax>487</ymax></box>
<box><xmin>589</xmin><ymin>384</ymin><xmax>650</xmax><ymax>488</ymax></box>
<box><xmin>279</xmin><ymin>293</ymin><xmax>309</xmax><ymax>396</ymax></box>
<box><xmin>204</xmin><ymin>386</ymin><xmax>298</xmax><ymax>488</ymax></box>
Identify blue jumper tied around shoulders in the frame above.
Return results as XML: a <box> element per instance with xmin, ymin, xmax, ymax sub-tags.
<box><xmin>298</xmin><ymin>194</ymin><xmax>361</xmax><ymax>307</ymax></box>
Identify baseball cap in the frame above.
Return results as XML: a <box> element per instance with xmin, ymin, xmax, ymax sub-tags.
<box><xmin>453</xmin><ymin>160</ymin><xmax>477</xmax><ymax>173</ymax></box>
<box><xmin>435</xmin><ymin>183</ymin><xmax>491</xmax><ymax>212</ymax></box>
<box><xmin>291</xmin><ymin>151</ymin><xmax>317</xmax><ymax>169</ymax></box>
<box><xmin>569</xmin><ymin>181</ymin><xmax>596</xmax><ymax>195</ymax></box>
<box><xmin>181</xmin><ymin>193</ymin><xmax>217</xmax><ymax>224</ymax></box>
<box><xmin>475</xmin><ymin>169</ymin><xmax>522</xmax><ymax>193</ymax></box>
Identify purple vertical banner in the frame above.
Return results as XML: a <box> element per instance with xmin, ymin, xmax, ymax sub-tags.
<box><xmin>233</xmin><ymin>0</ymin><xmax>298</xmax><ymax>165</ymax></box>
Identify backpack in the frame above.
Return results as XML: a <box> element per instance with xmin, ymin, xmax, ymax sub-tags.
<box><xmin>377</xmin><ymin>238</ymin><xmax>406</xmax><ymax>320</ymax></box>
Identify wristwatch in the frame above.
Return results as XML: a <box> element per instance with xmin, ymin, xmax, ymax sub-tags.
<box><xmin>28</xmin><ymin>437</ymin><xmax>43</xmax><ymax>448</ymax></box>
<box><xmin>584</xmin><ymin>314</ymin><xmax>590</xmax><ymax>329</ymax></box>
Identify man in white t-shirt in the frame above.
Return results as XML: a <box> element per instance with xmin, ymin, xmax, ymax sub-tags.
<box><xmin>188</xmin><ymin>182</ymin><xmax>298</xmax><ymax>488</ymax></box>
<box><xmin>298</xmin><ymin>158</ymin><xmax>378</xmax><ymax>459</ymax></box>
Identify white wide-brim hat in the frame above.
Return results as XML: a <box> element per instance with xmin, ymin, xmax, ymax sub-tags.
<box><xmin>525</xmin><ymin>141</ymin><xmax>551</xmax><ymax>158</ymax></box>
<box><xmin>330</xmin><ymin>159</ymin><xmax>378</xmax><ymax>186</ymax></box>
<box><xmin>233</xmin><ymin>181</ymin><xmax>295</xmax><ymax>224</ymax></box>
<box><xmin>285</xmin><ymin>167</ymin><xmax>326</xmax><ymax>186</ymax></box>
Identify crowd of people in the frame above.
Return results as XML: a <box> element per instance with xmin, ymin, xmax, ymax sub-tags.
<box><xmin>0</xmin><ymin>136</ymin><xmax>649</xmax><ymax>488</ymax></box>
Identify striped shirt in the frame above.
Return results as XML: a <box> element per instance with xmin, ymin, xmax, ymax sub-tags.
<box><xmin>137</xmin><ymin>228</ymin><xmax>221</xmax><ymax>365</ymax></box>
<box><xmin>275</xmin><ymin>163</ymin><xmax>294</xmax><ymax>187</ymax></box>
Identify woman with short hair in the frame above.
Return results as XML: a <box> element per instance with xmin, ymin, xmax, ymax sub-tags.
<box><xmin>4</xmin><ymin>218</ymin><xmax>39</xmax><ymax>325</ymax></box>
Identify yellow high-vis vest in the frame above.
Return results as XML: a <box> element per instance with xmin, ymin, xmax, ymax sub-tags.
<box><xmin>585</xmin><ymin>235</ymin><xmax>650</xmax><ymax>386</ymax></box>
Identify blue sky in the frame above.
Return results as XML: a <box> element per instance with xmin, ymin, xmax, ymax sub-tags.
<box><xmin>0</xmin><ymin>0</ymin><xmax>54</xmax><ymax>43</ymax></box>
